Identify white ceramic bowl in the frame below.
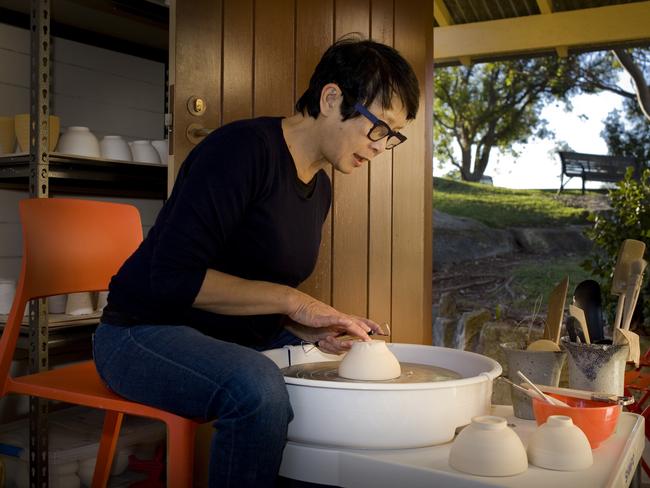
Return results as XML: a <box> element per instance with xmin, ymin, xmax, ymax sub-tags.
<box><xmin>151</xmin><ymin>139</ymin><xmax>168</xmax><ymax>165</ymax></box>
<box><xmin>0</xmin><ymin>279</ymin><xmax>16</xmax><ymax>315</ymax></box>
<box><xmin>96</xmin><ymin>291</ymin><xmax>109</xmax><ymax>311</ymax></box>
<box><xmin>47</xmin><ymin>294</ymin><xmax>68</xmax><ymax>314</ymax></box>
<box><xmin>65</xmin><ymin>292</ymin><xmax>95</xmax><ymax>316</ymax></box>
<box><xmin>56</xmin><ymin>126</ymin><xmax>100</xmax><ymax>157</ymax></box>
<box><xmin>527</xmin><ymin>415</ymin><xmax>593</xmax><ymax>471</ymax></box>
<box><xmin>100</xmin><ymin>135</ymin><xmax>132</xmax><ymax>161</ymax></box>
<box><xmin>338</xmin><ymin>339</ymin><xmax>401</xmax><ymax>380</ymax></box>
<box><xmin>449</xmin><ymin>415</ymin><xmax>528</xmax><ymax>477</ymax></box>
<box><xmin>130</xmin><ymin>140</ymin><xmax>160</xmax><ymax>164</ymax></box>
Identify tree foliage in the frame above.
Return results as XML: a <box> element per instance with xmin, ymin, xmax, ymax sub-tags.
<box><xmin>433</xmin><ymin>54</ymin><xmax>618</xmax><ymax>181</ymax></box>
<box><xmin>602</xmin><ymin>97</ymin><xmax>650</xmax><ymax>165</ymax></box>
<box><xmin>582</xmin><ymin>169</ymin><xmax>650</xmax><ymax>330</ymax></box>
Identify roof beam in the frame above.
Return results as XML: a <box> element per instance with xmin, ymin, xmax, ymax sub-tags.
<box><xmin>535</xmin><ymin>0</ymin><xmax>553</xmax><ymax>15</ymax></box>
<box><xmin>434</xmin><ymin>1</ymin><xmax>650</xmax><ymax>64</ymax></box>
<box><xmin>535</xmin><ymin>0</ymin><xmax>567</xmax><ymax>57</ymax></box>
<box><xmin>433</xmin><ymin>0</ymin><xmax>453</xmax><ymax>27</ymax></box>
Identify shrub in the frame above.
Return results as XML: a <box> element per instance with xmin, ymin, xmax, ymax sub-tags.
<box><xmin>581</xmin><ymin>168</ymin><xmax>650</xmax><ymax>330</ymax></box>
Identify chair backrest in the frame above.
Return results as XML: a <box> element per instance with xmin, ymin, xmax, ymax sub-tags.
<box><xmin>0</xmin><ymin>198</ymin><xmax>143</xmax><ymax>392</ymax></box>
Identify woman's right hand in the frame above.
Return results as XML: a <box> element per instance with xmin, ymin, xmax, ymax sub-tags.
<box><xmin>286</xmin><ymin>289</ymin><xmax>380</xmax><ymax>341</ymax></box>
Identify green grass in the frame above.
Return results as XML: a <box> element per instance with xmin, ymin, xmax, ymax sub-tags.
<box><xmin>510</xmin><ymin>257</ymin><xmax>597</xmax><ymax>312</ymax></box>
<box><xmin>433</xmin><ymin>177</ymin><xmax>590</xmax><ymax>228</ymax></box>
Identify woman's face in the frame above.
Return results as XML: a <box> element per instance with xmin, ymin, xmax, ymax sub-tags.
<box><xmin>319</xmin><ymin>86</ymin><xmax>409</xmax><ymax>174</ymax></box>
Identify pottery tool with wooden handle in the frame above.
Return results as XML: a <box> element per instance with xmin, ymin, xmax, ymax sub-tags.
<box><xmin>527</xmin><ymin>383</ymin><xmax>635</xmax><ymax>406</ymax></box>
<box><xmin>621</xmin><ymin>259</ymin><xmax>647</xmax><ymax>331</ymax></box>
<box><xmin>527</xmin><ymin>277</ymin><xmax>568</xmax><ymax>352</ymax></box>
<box><xmin>499</xmin><ymin>376</ymin><xmax>569</xmax><ymax>407</ymax></box>
<box><xmin>614</xmin><ymin>259</ymin><xmax>647</xmax><ymax>367</ymax></box>
<box><xmin>611</xmin><ymin>239</ymin><xmax>646</xmax><ymax>329</ymax></box>
<box><xmin>568</xmin><ymin>304</ymin><xmax>590</xmax><ymax>344</ymax></box>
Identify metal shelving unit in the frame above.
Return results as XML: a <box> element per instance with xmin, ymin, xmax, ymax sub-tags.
<box><xmin>3</xmin><ymin>1</ymin><xmax>169</xmax><ymax>484</ymax></box>
<box><xmin>0</xmin><ymin>153</ymin><xmax>167</xmax><ymax>198</ymax></box>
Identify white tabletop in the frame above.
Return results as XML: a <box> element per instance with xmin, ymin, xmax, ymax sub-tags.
<box><xmin>280</xmin><ymin>406</ymin><xmax>644</xmax><ymax>488</ymax></box>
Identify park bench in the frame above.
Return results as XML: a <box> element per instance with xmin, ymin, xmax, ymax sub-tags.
<box><xmin>558</xmin><ymin>151</ymin><xmax>646</xmax><ymax>194</ymax></box>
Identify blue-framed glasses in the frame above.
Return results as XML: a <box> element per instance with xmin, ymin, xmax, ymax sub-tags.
<box><xmin>354</xmin><ymin>103</ymin><xmax>407</xmax><ymax>149</ymax></box>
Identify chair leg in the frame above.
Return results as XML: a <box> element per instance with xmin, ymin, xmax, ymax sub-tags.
<box><xmin>166</xmin><ymin>420</ymin><xmax>197</xmax><ymax>488</ymax></box>
<box><xmin>92</xmin><ymin>411</ymin><xmax>124</xmax><ymax>488</ymax></box>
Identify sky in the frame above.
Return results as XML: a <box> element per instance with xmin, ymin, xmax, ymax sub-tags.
<box><xmin>433</xmin><ymin>81</ymin><xmax>629</xmax><ymax>190</ymax></box>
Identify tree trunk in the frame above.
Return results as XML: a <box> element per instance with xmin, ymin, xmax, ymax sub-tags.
<box><xmin>461</xmin><ymin>144</ymin><xmax>492</xmax><ymax>182</ymax></box>
<box><xmin>460</xmin><ymin>145</ymin><xmax>472</xmax><ymax>180</ymax></box>
<box><xmin>614</xmin><ymin>49</ymin><xmax>650</xmax><ymax>121</ymax></box>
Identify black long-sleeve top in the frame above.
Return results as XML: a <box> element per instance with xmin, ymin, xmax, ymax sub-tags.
<box><xmin>101</xmin><ymin>117</ymin><xmax>332</xmax><ymax>347</ymax></box>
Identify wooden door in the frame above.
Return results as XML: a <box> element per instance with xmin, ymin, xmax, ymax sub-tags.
<box><xmin>169</xmin><ymin>0</ymin><xmax>432</xmax><ymax>345</ymax></box>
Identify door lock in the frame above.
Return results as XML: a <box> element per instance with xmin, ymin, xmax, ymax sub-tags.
<box><xmin>187</xmin><ymin>96</ymin><xmax>207</xmax><ymax>116</ymax></box>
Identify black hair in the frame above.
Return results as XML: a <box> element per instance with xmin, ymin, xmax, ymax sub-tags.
<box><xmin>295</xmin><ymin>35</ymin><xmax>420</xmax><ymax>121</ymax></box>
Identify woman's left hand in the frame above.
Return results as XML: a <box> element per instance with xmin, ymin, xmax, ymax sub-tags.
<box><xmin>284</xmin><ymin>321</ymin><xmax>357</xmax><ymax>354</ymax></box>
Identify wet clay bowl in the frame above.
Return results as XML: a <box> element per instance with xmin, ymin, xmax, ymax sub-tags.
<box><xmin>338</xmin><ymin>339</ymin><xmax>401</xmax><ymax>381</ymax></box>
<box><xmin>532</xmin><ymin>393</ymin><xmax>621</xmax><ymax>448</ymax></box>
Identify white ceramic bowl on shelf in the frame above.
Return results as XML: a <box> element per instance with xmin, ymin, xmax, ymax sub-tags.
<box><xmin>47</xmin><ymin>294</ymin><xmax>68</xmax><ymax>314</ymax></box>
<box><xmin>338</xmin><ymin>339</ymin><xmax>401</xmax><ymax>380</ymax></box>
<box><xmin>0</xmin><ymin>279</ymin><xmax>16</xmax><ymax>315</ymax></box>
<box><xmin>65</xmin><ymin>292</ymin><xmax>95</xmax><ymax>316</ymax></box>
<box><xmin>130</xmin><ymin>140</ymin><xmax>160</xmax><ymax>164</ymax></box>
<box><xmin>449</xmin><ymin>415</ymin><xmax>528</xmax><ymax>477</ymax></box>
<box><xmin>96</xmin><ymin>291</ymin><xmax>109</xmax><ymax>312</ymax></box>
<box><xmin>151</xmin><ymin>139</ymin><xmax>168</xmax><ymax>165</ymax></box>
<box><xmin>527</xmin><ymin>415</ymin><xmax>593</xmax><ymax>471</ymax></box>
<box><xmin>56</xmin><ymin>126</ymin><xmax>100</xmax><ymax>158</ymax></box>
<box><xmin>99</xmin><ymin>135</ymin><xmax>132</xmax><ymax>161</ymax></box>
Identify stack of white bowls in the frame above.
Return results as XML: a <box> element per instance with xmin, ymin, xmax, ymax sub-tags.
<box><xmin>100</xmin><ymin>136</ymin><xmax>167</xmax><ymax>165</ymax></box>
<box><xmin>56</xmin><ymin>126</ymin><xmax>168</xmax><ymax>165</ymax></box>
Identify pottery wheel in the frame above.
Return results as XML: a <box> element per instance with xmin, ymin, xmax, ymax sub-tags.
<box><xmin>281</xmin><ymin>361</ymin><xmax>462</xmax><ymax>383</ymax></box>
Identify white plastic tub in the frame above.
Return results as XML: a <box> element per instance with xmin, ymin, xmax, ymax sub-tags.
<box><xmin>264</xmin><ymin>343</ymin><xmax>501</xmax><ymax>449</ymax></box>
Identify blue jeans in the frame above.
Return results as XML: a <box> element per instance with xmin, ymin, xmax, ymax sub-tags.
<box><xmin>93</xmin><ymin>322</ymin><xmax>298</xmax><ymax>488</ymax></box>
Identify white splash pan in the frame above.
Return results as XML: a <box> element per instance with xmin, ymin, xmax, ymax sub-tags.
<box><xmin>263</xmin><ymin>343</ymin><xmax>501</xmax><ymax>449</ymax></box>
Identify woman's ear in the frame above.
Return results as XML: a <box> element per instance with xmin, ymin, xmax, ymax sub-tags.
<box><xmin>319</xmin><ymin>83</ymin><xmax>341</xmax><ymax>118</ymax></box>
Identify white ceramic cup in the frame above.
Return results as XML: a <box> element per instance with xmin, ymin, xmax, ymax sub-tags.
<box><xmin>47</xmin><ymin>294</ymin><xmax>68</xmax><ymax>314</ymax></box>
<box><xmin>65</xmin><ymin>292</ymin><xmax>95</xmax><ymax>316</ymax></box>
<box><xmin>0</xmin><ymin>279</ymin><xmax>16</xmax><ymax>315</ymax></box>
<box><xmin>130</xmin><ymin>140</ymin><xmax>160</xmax><ymax>164</ymax></box>
<box><xmin>151</xmin><ymin>139</ymin><xmax>168</xmax><ymax>165</ymax></box>
<box><xmin>56</xmin><ymin>126</ymin><xmax>101</xmax><ymax>158</ymax></box>
<box><xmin>99</xmin><ymin>135</ymin><xmax>132</xmax><ymax>161</ymax></box>
<box><xmin>338</xmin><ymin>340</ymin><xmax>401</xmax><ymax>381</ymax></box>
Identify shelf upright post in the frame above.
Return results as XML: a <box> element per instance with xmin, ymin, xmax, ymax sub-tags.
<box><xmin>29</xmin><ymin>0</ymin><xmax>51</xmax><ymax>486</ymax></box>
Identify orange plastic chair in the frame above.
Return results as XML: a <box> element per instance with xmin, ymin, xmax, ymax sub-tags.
<box><xmin>0</xmin><ymin>198</ymin><xmax>199</xmax><ymax>487</ymax></box>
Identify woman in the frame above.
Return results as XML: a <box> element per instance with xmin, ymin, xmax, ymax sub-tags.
<box><xmin>94</xmin><ymin>36</ymin><xmax>420</xmax><ymax>487</ymax></box>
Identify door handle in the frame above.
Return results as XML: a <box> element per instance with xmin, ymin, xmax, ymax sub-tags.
<box><xmin>186</xmin><ymin>123</ymin><xmax>216</xmax><ymax>144</ymax></box>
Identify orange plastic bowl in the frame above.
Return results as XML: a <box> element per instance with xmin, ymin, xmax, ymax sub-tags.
<box><xmin>532</xmin><ymin>394</ymin><xmax>621</xmax><ymax>448</ymax></box>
